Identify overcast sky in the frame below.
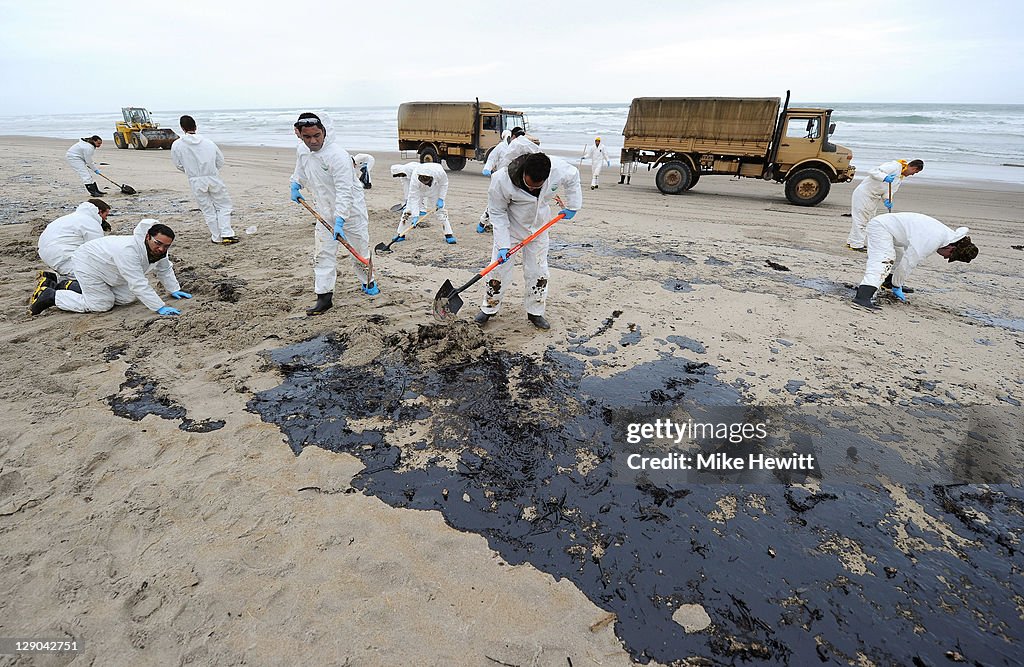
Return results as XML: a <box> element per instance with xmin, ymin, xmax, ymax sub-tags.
<box><xmin>1</xmin><ymin>0</ymin><xmax>1020</xmax><ymax>115</ymax></box>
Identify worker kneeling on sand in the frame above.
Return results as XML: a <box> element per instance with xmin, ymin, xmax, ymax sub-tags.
<box><xmin>396</xmin><ymin>162</ymin><xmax>456</xmax><ymax>245</ymax></box>
<box><xmin>474</xmin><ymin>152</ymin><xmax>582</xmax><ymax>330</ymax></box>
<box><xmin>171</xmin><ymin>115</ymin><xmax>238</xmax><ymax>245</ymax></box>
<box><xmin>289</xmin><ymin>112</ymin><xmax>376</xmax><ymax>316</ymax></box>
<box><xmin>852</xmin><ymin>212</ymin><xmax>978</xmax><ymax>310</ymax></box>
<box><xmin>847</xmin><ymin>159</ymin><xmax>923</xmax><ymax>251</ymax></box>
<box><xmin>30</xmin><ymin>220</ymin><xmax>192</xmax><ymax>317</ymax></box>
<box><xmin>65</xmin><ymin>135</ymin><xmax>106</xmax><ymax>197</ymax></box>
<box><xmin>36</xmin><ymin>198</ymin><xmax>112</xmax><ymax>286</ymax></box>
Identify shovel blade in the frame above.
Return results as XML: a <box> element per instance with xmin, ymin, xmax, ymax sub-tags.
<box><xmin>374</xmin><ymin>241</ymin><xmax>391</xmax><ymax>253</ymax></box>
<box><xmin>121</xmin><ymin>184</ymin><xmax>137</xmax><ymax>195</ymax></box>
<box><xmin>390</xmin><ymin>202</ymin><xmax>405</xmax><ymax>213</ymax></box>
<box><xmin>432</xmin><ymin>280</ymin><xmax>464</xmax><ymax>321</ymax></box>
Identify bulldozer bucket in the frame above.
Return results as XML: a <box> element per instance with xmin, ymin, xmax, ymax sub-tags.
<box><xmin>139</xmin><ymin>128</ymin><xmax>178</xmax><ymax>149</ymax></box>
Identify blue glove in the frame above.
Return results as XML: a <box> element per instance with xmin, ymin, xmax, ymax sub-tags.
<box><xmin>333</xmin><ymin>216</ymin><xmax>345</xmax><ymax>240</ymax></box>
<box><xmin>482</xmin><ymin>169</ymin><xmax>492</xmax><ymax>176</ymax></box>
<box><xmin>497</xmin><ymin>248</ymin><xmax>510</xmax><ymax>264</ymax></box>
<box><xmin>420</xmin><ymin>210</ymin><xmax>427</xmax><ymax>217</ymax></box>
<box><xmin>410</xmin><ymin>215</ymin><xmax>420</xmax><ymax>227</ymax></box>
<box><xmin>170</xmin><ymin>290</ymin><xmax>192</xmax><ymax>299</ymax></box>
<box><xmin>892</xmin><ymin>286</ymin><xmax>907</xmax><ymax>302</ymax></box>
<box><xmin>94</xmin><ymin>169</ymin><xmax>101</xmax><ymax>175</ymax></box>
<box><xmin>559</xmin><ymin>209</ymin><xmax>577</xmax><ymax>220</ymax></box>
<box><xmin>883</xmin><ymin>174</ymin><xmax>896</xmax><ymax>183</ymax></box>
<box><xmin>436</xmin><ymin>198</ymin><xmax>444</xmax><ymax>209</ymax></box>
<box><xmin>884</xmin><ymin>199</ymin><xmax>893</xmax><ymax>210</ymax></box>
<box><xmin>157</xmin><ymin>306</ymin><xmax>180</xmax><ymax>316</ymax></box>
<box><xmin>290</xmin><ymin>181</ymin><xmax>302</xmax><ymax>202</ymax></box>
<box><xmin>606</xmin><ymin>160</ymin><xmax>611</xmax><ymax>167</ymax></box>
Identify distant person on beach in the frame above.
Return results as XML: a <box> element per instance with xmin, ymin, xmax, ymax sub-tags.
<box><xmin>581</xmin><ymin>136</ymin><xmax>611</xmax><ymax>190</ymax></box>
<box><xmin>473</xmin><ymin>152</ymin><xmax>582</xmax><ymax>330</ymax></box>
<box><xmin>852</xmin><ymin>212</ymin><xmax>977</xmax><ymax>310</ymax></box>
<box><xmin>395</xmin><ymin>162</ymin><xmax>455</xmax><ymax>244</ymax></box>
<box><xmin>478</xmin><ymin>130</ymin><xmax>513</xmax><ymax>233</ymax></box>
<box><xmin>847</xmin><ymin>159</ymin><xmax>924</xmax><ymax>251</ymax></box>
<box><xmin>36</xmin><ymin>199</ymin><xmax>112</xmax><ymax>284</ymax></box>
<box><xmin>389</xmin><ymin>161</ymin><xmax>420</xmax><ymax>209</ymax></box>
<box><xmin>170</xmin><ymin>115</ymin><xmax>238</xmax><ymax>245</ymax></box>
<box><xmin>353</xmin><ymin>153</ymin><xmax>374</xmax><ymax>189</ymax></box>
<box><xmin>289</xmin><ymin>112</ymin><xmax>376</xmax><ymax>316</ymax></box>
<box><xmin>65</xmin><ymin>135</ymin><xmax>105</xmax><ymax>197</ymax></box>
<box><xmin>30</xmin><ymin>221</ymin><xmax>192</xmax><ymax>317</ymax></box>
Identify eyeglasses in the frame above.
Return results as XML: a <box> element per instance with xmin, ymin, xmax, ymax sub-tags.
<box><xmin>294</xmin><ymin>118</ymin><xmax>322</xmax><ymax>128</ymax></box>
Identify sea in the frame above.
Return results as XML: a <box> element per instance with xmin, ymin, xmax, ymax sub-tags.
<box><xmin>2</xmin><ymin>102</ymin><xmax>1023</xmax><ymax>185</ymax></box>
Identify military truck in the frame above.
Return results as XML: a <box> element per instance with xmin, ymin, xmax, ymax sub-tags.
<box><xmin>619</xmin><ymin>92</ymin><xmax>855</xmax><ymax>206</ymax></box>
<box><xmin>397</xmin><ymin>99</ymin><xmax>534</xmax><ymax>171</ymax></box>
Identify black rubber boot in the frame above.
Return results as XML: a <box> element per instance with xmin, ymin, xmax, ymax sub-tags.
<box><xmin>86</xmin><ymin>183</ymin><xmax>103</xmax><ymax>196</ymax></box>
<box><xmin>852</xmin><ymin>285</ymin><xmax>880</xmax><ymax>310</ymax></box>
<box><xmin>473</xmin><ymin>311</ymin><xmax>491</xmax><ymax>325</ymax></box>
<box><xmin>29</xmin><ymin>286</ymin><xmax>56</xmax><ymax>315</ymax></box>
<box><xmin>58</xmin><ymin>280</ymin><xmax>82</xmax><ymax>293</ymax></box>
<box><xmin>882</xmin><ymin>275</ymin><xmax>914</xmax><ymax>293</ymax></box>
<box><xmin>306</xmin><ymin>292</ymin><xmax>333</xmax><ymax>316</ymax></box>
<box><xmin>527</xmin><ymin>314</ymin><xmax>551</xmax><ymax>330</ymax></box>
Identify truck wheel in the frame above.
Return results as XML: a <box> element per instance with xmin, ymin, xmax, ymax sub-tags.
<box><xmin>113</xmin><ymin>132</ymin><xmax>126</xmax><ymax>149</ymax></box>
<box><xmin>686</xmin><ymin>170</ymin><xmax>700</xmax><ymax>191</ymax></box>
<box><xmin>655</xmin><ymin>161</ymin><xmax>691</xmax><ymax>195</ymax></box>
<box><xmin>419</xmin><ymin>145</ymin><xmax>440</xmax><ymax>163</ymax></box>
<box><xmin>131</xmin><ymin>134</ymin><xmax>145</xmax><ymax>150</ymax></box>
<box><xmin>444</xmin><ymin>155</ymin><xmax>466</xmax><ymax>171</ymax></box>
<box><xmin>785</xmin><ymin>168</ymin><xmax>831</xmax><ymax>206</ymax></box>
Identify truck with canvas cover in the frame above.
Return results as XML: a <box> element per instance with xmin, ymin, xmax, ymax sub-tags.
<box><xmin>619</xmin><ymin>92</ymin><xmax>855</xmax><ymax>206</ymax></box>
<box><xmin>398</xmin><ymin>100</ymin><xmax>536</xmax><ymax>171</ymax></box>
<box><xmin>113</xmin><ymin>107</ymin><xmax>178</xmax><ymax>150</ymax></box>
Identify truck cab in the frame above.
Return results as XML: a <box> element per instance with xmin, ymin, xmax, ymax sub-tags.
<box><xmin>772</xmin><ymin>108</ymin><xmax>855</xmax><ymax>205</ymax></box>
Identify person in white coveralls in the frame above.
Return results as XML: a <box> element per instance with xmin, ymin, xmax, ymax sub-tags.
<box><xmin>171</xmin><ymin>115</ymin><xmax>238</xmax><ymax>245</ymax></box>
<box><xmin>396</xmin><ymin>162</ymin><xmax>455</xmax><ymax>245</ymax></box>
<box><xmin>852</xmin><ymin>212</ymin><xmax>978</xmax><ymax>310</ymax></box>
<box><xmin>65</xmin><ymin>136</ymin><xmax>105</xmax><ymax>197</ymax></box>
<box><xmin>289</xmin><ymin>112</ymin><xmax>376</xmax><ymax>316</ymax></box>
<box><xmin>582</xmin><ymin>136</ymin><xmax>610</xmax><ymax>189</ymax></box>
<box><xmin>37</xmin><ymin>199</ymin><xmax>112</xmax><ymax>280</ymax></box>
<box><xmin>474</xmin><ymin>152</ymin><xmax>582</xmax><ymax>330</ymax></box>
<box><xmin>847</xmin><ymin>159</ymin><xmax>923</xmax><ymax>251</ymax></box>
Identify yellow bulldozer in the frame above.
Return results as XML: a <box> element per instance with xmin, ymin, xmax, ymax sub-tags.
<box><xmin>113</xmin><ymin>107</ymin><xmax>178</xmax><ymax>150</ymax></box>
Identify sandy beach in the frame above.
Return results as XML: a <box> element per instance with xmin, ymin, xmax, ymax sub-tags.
<box><xmin>1</xmin><ymin>135</ymin><xmax>1022</xmax><ymax>665</ymax></box>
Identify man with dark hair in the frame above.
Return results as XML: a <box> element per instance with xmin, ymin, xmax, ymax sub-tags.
<box><xmin>171</xmin><ymin>115</ymin><xmax>238</xmax><ymax>245</ymax></box>
<box><xmin>30</xmin><ymin>220</ymin><xmax>192</xmax><ymax>317</ymax></box>
<box><xmin>847</xmin><ymin>158</ymin><xmax>924</xmax><ymax>251</ymax></box>
<box><xmin>853</xmin><ymin>212</ymin><xmax>978</xmax><ymax>310</ymax></box>
<box><xmin>66</xmin><ymin>135</ymin><xmax>105</xmax><ymax>196</ymax></box>
<box><xmin>473</xmin><ymin>151</ymin><xmax>583</xmax><ymax>330</ymax></box>
<box><xmin>37</xmin><ymin>199</ymin><xmax>112</xmax><ymax>282</ymax></box>
<box><xmin>290</xmin><ymin>112</ymin><xmax>375</xmax><ymax>316</ymax></box>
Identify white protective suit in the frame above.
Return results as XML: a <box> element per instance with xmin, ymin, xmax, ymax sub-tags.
<box><xmin>291</xmin><ymin>114</ymin><xmax>371</xmax><ymax>294</ymax></box>
<box><xmin>483</xmin><ymin>131</ymin><xmax>513</xmax><ymax>173</ymax></box>
<box><xmin>38</xmin><ymin>201</ymin><xmax>106</xmax><ymax>278</ymax></box>
<box><xmin>170</xmin><ymin>133</ymin><xmax>235</xmax><ymax>242</ymax></box>
<box><xmin>495</xmin><ymin>136</ymin><xmax>541</xmax><ymax>172</ymax></box>
<box><xmin>481</xmin><ymin>154</ymin><xmax>583</xmax><ymax>317</ymax></box>
<box><xmin>861</xmin><ymin>212</ymin><xmax>969</xmax><ymax>289</ymax></box>
<box><xmin>582</xmin><ymin>141</ymin><xmax>611</xmax><ymax>187</ymax></box>
<box><xmin>65</xmin><ymin>139</ymin><xmax>99</xmax><ymax>185</ymax></box>
<box><xmin>353</xmin><ymin>153</ymin><xmax>375</xmax><ymax>188</ymax></box>
<box><xmin>55</xmin><ymin>219</ymin><xmax>181</xmax><ymax>313</ymax></box>
<box><xmin>390</xmin><ymin>162</ymin><xmax>420</xmax><ymax>202</ymax></box>
<box><xmin>402</xmin><ymin>163</ymin><xmax>453</xmax><ymax>237</ymax></box>
<box><xmin>848</xmin><ymin>160</ymin><xmax>908</xmax><ymax>248</ymax></box>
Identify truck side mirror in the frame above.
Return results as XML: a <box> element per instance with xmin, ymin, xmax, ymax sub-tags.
<box><xmin>828</xmin><ymin>123</ymin><xmax>836</xmax><ymax>135</ymax></box>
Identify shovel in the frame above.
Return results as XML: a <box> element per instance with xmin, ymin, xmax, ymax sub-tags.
<box><xmin>296</xmin><ymin>197</ymin><xmax>374</xmax><ymax>285</ymax></box>
<box><xmin>432</xmin><ymin>212</ymin><xmax>566</xmax><ymax>321</ymax></box>
<box><xmin>97</xmin><ymin>172</ymin><xmax>137</xmax><ymax>195</ymax></box>
<box><xmin>375</xmin><ymin>210</ymin><xmax>433</xmax><ymax>253</ymax></box>
<box><xmin>389</xmin><ymin>202</ymin><xmax>405</xmax><ymax>213</ymax></box>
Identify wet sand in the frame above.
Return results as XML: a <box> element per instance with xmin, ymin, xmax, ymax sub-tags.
<box><xmin>1</xmin><ymin>136</ymin><xmax>1022</xmax><ymax>665</ymax></box>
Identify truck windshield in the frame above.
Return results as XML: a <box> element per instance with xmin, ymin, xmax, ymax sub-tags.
<box><xmin>502</xmin><ymin>113</ymin><xmax>526</xmax><ymax>132</ymax></box>
<box><xmin>785</xmin><ymin>117</ymin><xmax>820</xmax><ymax>140</ymax></box>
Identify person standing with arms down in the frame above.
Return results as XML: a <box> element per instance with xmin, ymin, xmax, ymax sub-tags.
<box><xmin>473</xmin><ymin>152</ymin><xmax>582</xmax><ymax>330</ymax></box>
<box><xmin>171</xmin><ymin>115</ymin><xmax>238</xmax><ymax>245</ymax></box>
<box><xmin>66</xmin><ymin>136</ymin><xmax>105</xmax><ymax>197</ymax></box>
<box><xmin>581</xmin><ymin>136</ymin><xmax>610</xmax><ymax>190</ymax></box>
<box><xmin>847</xmin><ymin>159</ymin><xmax>923</xmax><ymax>251</ymax></box>
<box><xmin>852</xmin><ymin>212</ymin><xmax>977</xmax><ymax>310</ymax></box>
<box><xmin>289</xmin><ymin>112</ymin><xmax>376</xmax><ymax>317</ymax></box>
<box><xmin>396</xmin><ymin>162</ymin><xmax>456</xmax><ymax>245</ymax></box>
<box><xmin>29</xmin><ymin>220</ymin><xmax>192</xmax><ymax>317</ymax></box>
